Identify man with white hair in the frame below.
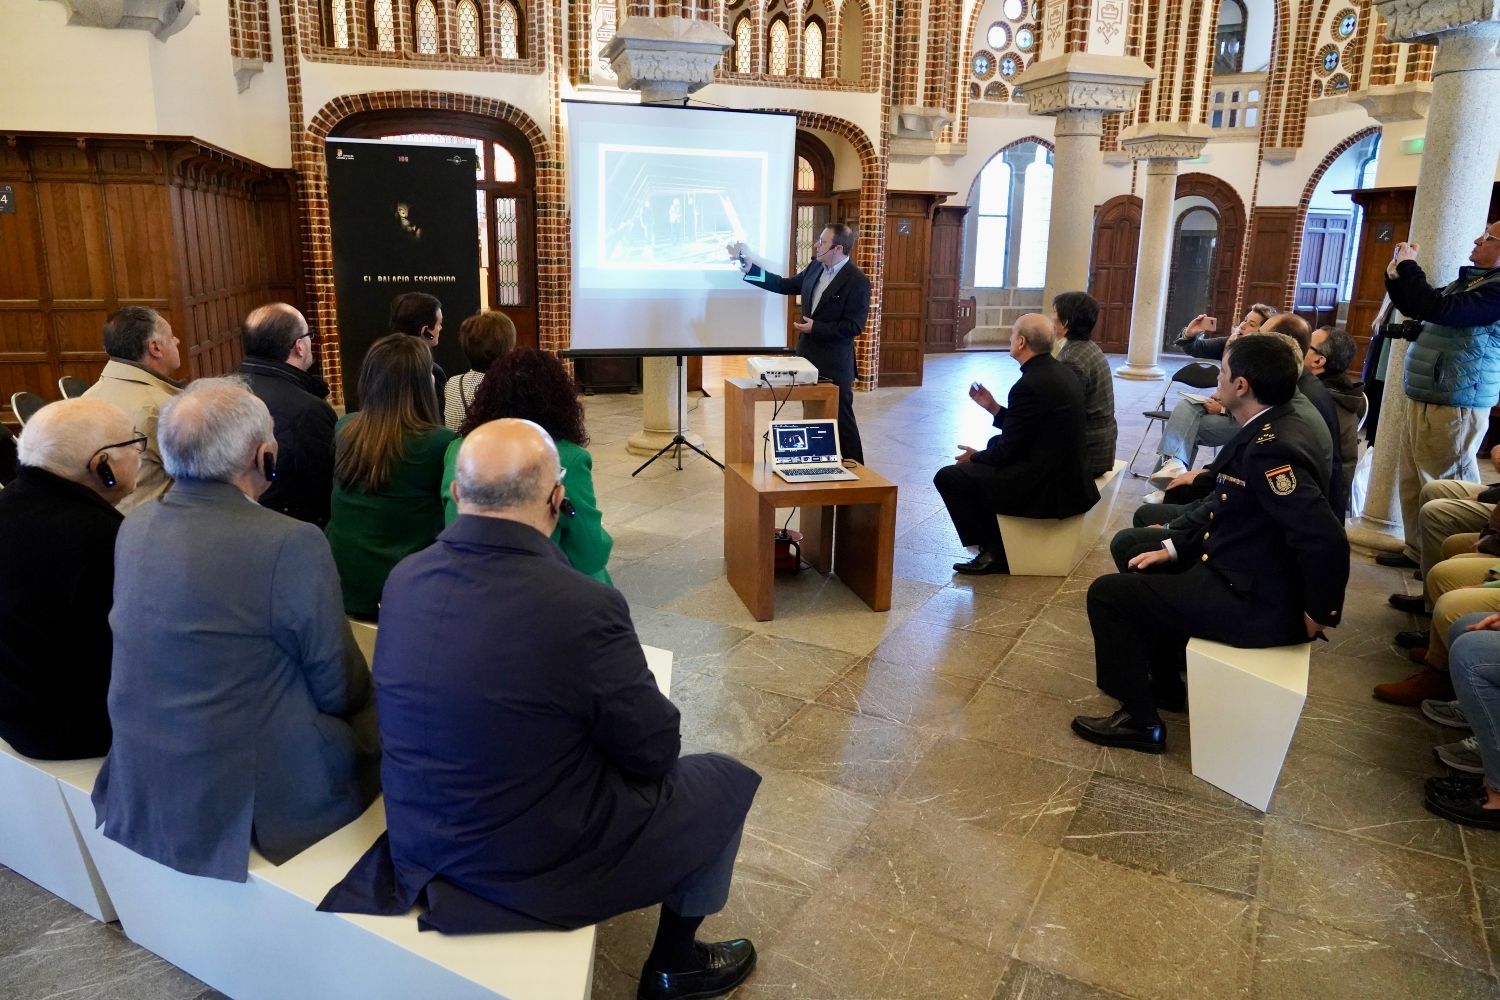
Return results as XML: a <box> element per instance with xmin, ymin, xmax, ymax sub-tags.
<box><xmin>0</xmin><ymin>398</ymin><xmax>140</xmax><ymax>759</ymax></box>
<box><xmin>82</xmin><ymin>306</ymin><xmax>184</xmax><ymax>512</ymax></box>
<box><xmin>91</xmin><ymin>377</ymin><xmax>379</xmax><ymax>881</ymax></box>
<box><xmin>322</xmin><ymin>419</ymin><xmax>761</xmax><ymax>1000</ymax></box>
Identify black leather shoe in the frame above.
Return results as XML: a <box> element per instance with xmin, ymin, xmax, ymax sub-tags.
<box><xmin>638</xmin><ymin>940</ymin><xmax>757</xmax><ymax>1000</ymax></box>
<box><xmin>1424</xmin><ymin>788</ymin><xmax>1500</xmax><ymax>830</ymax></box>
<box><xmin>1426</xmin><ymin>773</ymin><xmax>1483</xmax><ymax>797</ymax></box>
<box><xmin>1376</xmin><ymin>552</ymin><xmax>1418</xmax><ymax>568</ymax></box>
<box><xmin>1388</xmin><ymin>593</ymin><xmax>1427</xmax><ymax>615</ymax></box>
<box><xmin>954</xmin><ymin>550</ymin><xmax>1008</xmax><ymax>575</ymax></box>
<box><xmin>1070</xmin><ymin>709</ymin><xmax>1166</xmax><ymax>754</ymax></box>
<box><xmin>1153</xmin><ymin>688</ymin><xmax>1187</xmax><ymax>714</ymax></box>
<box><xmin>1395</xmin><ymin>630</ymin><xmax>1429</xmax><ymax>650</ymax></box>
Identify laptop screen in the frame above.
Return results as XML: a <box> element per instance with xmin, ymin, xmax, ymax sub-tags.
<box><xmin>771</xmin><ymin>421</ymin><xmax>839</xmax><ymax>464</ymax></box>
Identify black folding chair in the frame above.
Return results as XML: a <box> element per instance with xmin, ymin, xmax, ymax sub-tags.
<box><xmin>58</xmin><ymin>375</ymin><xmax>90</xmax><ymax>399</ymax></box>
<box><xmin>9</xmin><ymin>391</ymin><xmax>47</xmax><ymax>428</ymax></box>
<box><xmin>1124</xmin><ymin>362</ymin><xmax>1221</xmax><ymax>479</ymax></box>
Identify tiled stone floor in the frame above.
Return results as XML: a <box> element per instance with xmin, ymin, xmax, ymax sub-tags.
<box><xmin>4</xmin><ymin>351</ymin><xmax>1499</xmax><ymax>1000</ymax></box>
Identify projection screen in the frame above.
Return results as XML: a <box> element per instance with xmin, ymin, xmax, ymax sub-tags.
<box><xmin>565</xmin><ymin>101</ymin><xmax>797</xmax><ymax>354</ymax></box>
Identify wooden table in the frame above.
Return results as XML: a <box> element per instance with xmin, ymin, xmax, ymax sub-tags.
<box><xmin>722</xmin><ymin>378</ymin><xmax>839</xmax><ymax>465</ymax></box>
<box><xmin>723</xmin><ymin>461</ymin><xmax>897</xmax><ymax>622</ymax></box>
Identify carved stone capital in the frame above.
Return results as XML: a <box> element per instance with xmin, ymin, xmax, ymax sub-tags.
<box><xmin>602</xmin><ymin>16</ymin><xmax>732</xmax><ymax>104</ymax></box>
<box><xmin>889</xmin><ymin>106</ymin><xmax>952</xmax><ymax>140</ymax></box>
<box><xmin>47</xmin><ymin>0</ymin><xmax>198</xmax><ymax>39</ymax></box>
<box><xmin>1350</xmin><ymin>82</ymin><xmax>1433</xmax><ymax>122</ymax></box>
<box><xmin>1375</xmin><ymin>0</ymin><xmax>1500</xmax><ymax>44</ymax></box>
<box><xmin>1015</xmin><ymin>52</ymin><xmax>1155</xmax><ymax>117</ymax></box>
<box><xmin>1118</xmin><ymin>122</ymin><xmax>1213</xmax><ymax>162</ymax></box>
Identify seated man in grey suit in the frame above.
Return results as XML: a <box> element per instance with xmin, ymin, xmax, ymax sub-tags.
<box><xmin>92</xmin><ymin>377</ymin><xmax>380</xmax><ymax>881</ymax></box>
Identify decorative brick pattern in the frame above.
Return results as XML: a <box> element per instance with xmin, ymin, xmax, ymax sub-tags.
<box><xmin>954</xmin><ymin>0</ymin><xmax>1040</xmax><ymax>145</ymax></box>
<box><xmin>292</xmin><ymin>0</ymin><xmax>543</xmax><ymax>73</ymax></box>
<box><xmin>230</xmin><ymin>0</ymin><xmax>274</xmax><ymax>62</ymax></box>
<box><xmin>713</xmin><ymin>0</ymin><xmax>880</xmax><ymax>91</ymax></box>
<box><xmin>891</xmin><ymin>0</ymin><xmax>921</xmax><ymax>106</ymax></box>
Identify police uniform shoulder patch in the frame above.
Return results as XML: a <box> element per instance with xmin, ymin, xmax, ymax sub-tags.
<box><xmin>1265</xmin><ymin>464</ymin><xmax>1296</xmax><ymax>496</ymax></box>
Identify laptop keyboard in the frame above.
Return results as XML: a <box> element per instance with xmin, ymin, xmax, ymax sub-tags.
<box><xmin>780</xmin><ymin>467</ymin><xmax>846</xmax><ymax>477</ymax></box>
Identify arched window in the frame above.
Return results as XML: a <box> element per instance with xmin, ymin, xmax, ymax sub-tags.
<box><xmin>413</xmin><ymin>0</ymin><xmax>438</xmax><ymax>54</ymax></box>
<box><xmin>497</xmin><ymin>0</ymin><xmax>522</xmax><ymax>59</ymax></box>
<box><xmin>969</xmin><ymin>140</ymin><xmax>1053</xmax><ymax>288</ymax></box>
<box><xmin>1016</xmin><ymin>146</ymin><xmax>1053</xmax><ymax>288</ymax></box>
<box><xmin>457</xmin><ymin>0</ymin><xmax>482</xmax><ymax>57</ymax></box>
<box><xmin>369</xmin><ymin>0</ymin><xmax>395</xmax><ymax>51</ymax></box>
<box><xmin>328</xmin><ymin>0</ymin><xmax>351</xmax><ymax>47</ymax></box>
<box><xmin>974</xmin><ymin>156</ymin><xmax>1012</xmax><ymax>287</ymax></box>
<box><xmin>768</xmin><ymin>16</ymin><xmax>789</xmax><ymax>76</ymax></box>
<box><xmin>1215</xmin><ymin>0</ymin><xmax>1246</xmax><ymax>74</ymax></box>
<box><xmin>733</xmin><ymin>15</ymin><xmax>752</xmax><ymax>73</ymax></box>
<box><xmin>803</xmin><ymin>18</ymin><xmax>825</xmax><ymax>79</ymax></box>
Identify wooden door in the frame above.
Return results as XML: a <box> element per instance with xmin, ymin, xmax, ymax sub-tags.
<box><xmin>925</xmin><ymin>205</ymin><xmax>967</xmax><ymax>353</ymax></box>
<box><xmin>880</xmin><ymin>192</ymin><xmax>939</xmax><ymax>387</ymax></box>
<box><xmin>1294</xmin><ymin>210</ymin><xmax>1351</xmax><ymax>330</ymax></box>
<box><xmin>1088</xmin><ymin>195</ymin><xmax>1141</xmax><ymax>353</ymax></box>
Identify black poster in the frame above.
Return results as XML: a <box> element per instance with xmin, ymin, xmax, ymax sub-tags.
<box><xmin>325</xmin><ymin>139</ymin><xmax>481</xmax><ymax>409</ymax></box>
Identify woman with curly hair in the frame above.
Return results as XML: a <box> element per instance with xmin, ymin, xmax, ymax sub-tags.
<box><xmin>326</xmin><ymin>334</ymin><xmax>458</xmax><ymax>618</ymax></box>
<box><xmin>440</xmin><ymin>348</ymin><xmax>613</xmax><ymax>584</ymax></box>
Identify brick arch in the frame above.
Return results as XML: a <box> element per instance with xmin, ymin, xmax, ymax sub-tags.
<box><xmin>296</xmin><ymin>91</ymin><xmax>567</xmax><ymax>401</ymax></box>
<box><xmin>1175</xmin><ymin>172</ymin><xmax>1247</xmax><ymax>323</ymax></box>
<box><xmin>1282</xmin><ymin>124</ymin><xmax>1382</xmax><ymax>308</ymax></box>
<box><xmin>761</xmin><ymin>109</ymin><xmax>885</xmax><ymax>388</ymax></box>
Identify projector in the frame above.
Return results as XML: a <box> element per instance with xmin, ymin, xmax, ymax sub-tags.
<box><xmin>748</xmin><ymin>356</ymin><xmax>819</xmax><ymax>386</ymax></box>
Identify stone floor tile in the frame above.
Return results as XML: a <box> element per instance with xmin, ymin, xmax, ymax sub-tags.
<box><xmin>1469</xmin><ymin>865</ymin><xmax>1500</xmax><ymax>971</ymax></box>
<box><xmin>671</xmin><ymin>672</ymin><xmax>806</xmax><ymax>757</ymax></box>
<box><xmin>627</xmin><ymin>608</ymin><xmax>752</xmax><ymax>682</ymax></box>
<box><xmin>818</xmin><ymin>654</ymin><xmax>985</xmax><ymax>728</ymax></box>
<box><xmin>990</xmin><ymin>962</ymin><xmax>1133</xmax><ymax>1000</ymax></box>
<box><xmin>737</xmin><ymin>768</ymin><xmax>880</xmax><ymax>891</ymax></box>
<box><xmin>1016</xmin><ymin>851</ymin><xmax>1256</xmax><ymax>1000</ymax></box>
<box><xmin>748</xmin><ymin>703</ymin><xmax>939</xmax><ymax>798</ymax></box>
<box><xmin>1060</xmin><ymin>775</ymin><xmax>1264</xmax><ymax>897</ymax></box>
<box><xmin>911</xmin><ymin>587</ymin><xmax>1050</xmax><ymax>639</ymax></box>
<box><xmin>871</xmin><ymin>617</ymin><xmax>1016</xmax><ymax>680</ymax></box>
<box><xmin>1304</xmin><ymin>648</ymin><xmax>1425</xmax><ymax>707</ymax></box>
<box><xmin>1273</xmin><ymin>745</ymin><xmax>1464</xmax><ymax>859</ymax></box>
<box><xmin>1462</xmin><ymin>826</ymin><xmax>1500</xmax><ymax>871</ymax></box>
<box><xmin>894</xmin><ymin>543</ymin><xmax>983</xmax><ymax>587</ymax></box>
<box><xmin>988</xmin><ymin>641</ymin><xmax>1116</xmax><ymax>707</ymax></box>
<box><xmin>1257</xmin><ymin>818</ymin><xmax>1488</xmax><ymax>970</ymax></box>
<box><xmin>712</xmin><ymin>633</ymin><xmax>860</xmax><ymax>701</ymax></box>
<box><xmin>898</xmin><ymin>735</ymin><xmax>1090</xmax><ymax>846</ymax></box>
<box><xmin>734</xmin><ymin>893</ymin><xmax>1009</xmax><ymax>999</ymax></box>
<box><xmin>951</xmin><ymin>684</ymin><xmax>1106</xmax><ymax>770</ymax></box>
<box><xmin>1250</xmin><ymin>909</ymin><xmax>1499</xmax><ymax>1000</ymax></box>
<box><xmin>1290</xmin><ymin>694</ymin><xmax>1449</xmax><ymax>775</ymax></box>
<box><xmin>1093</xmin><ymin>718</ymin><xmax>1244</xmax><ymax>809</ymax></box>
<box><xmin>826</xmin><ymin>803</ymin><xmax>1055</xmax><ymax>954</ymax></box>
<box><xmin>1020</xmin><ymin>605</ymin><xmax>1095</xmax><ymax>654</ymax></box>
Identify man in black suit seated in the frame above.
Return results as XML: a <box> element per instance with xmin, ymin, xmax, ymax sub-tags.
<box><xmin>1074</xmin><ymin>335</ymin><xmax>1349</xmax><ymax>754</ymax></box>
<box><xmin>933</xmin><ymin>313</ymin><xmax>1100</xmax><ymax>575</ymax></box>
<box><xmin>321</xmin><ymin>418</ymin><xmax>762</xmax><ymax>1000</ymax></box>
<box><xmin>0</xmin><ymin>398</ymin><xmax>141</xmax><ymax>759</ymax></box>
<box><xmin>729</xmin><ymin>223</ymin><xmax>869</xmax><ymax>463</ymax></box>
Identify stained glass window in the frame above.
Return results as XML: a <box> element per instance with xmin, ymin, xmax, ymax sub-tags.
<box><xmin>1336</xmin><ymin>10</ymin><xmax>1357</xmax><ymax>37</ymax></box>
<box><xmin>492</xmin><ymin>143</ymin><xmax>517</xmax><ymax>182</ymax></box>
<box><xmin>414</xmin><ymin>0</ymin><xmax>438</xmax><ymax>54</ymax></box>
<box><xmin>1321</xmin><ymin>45</ymin><xmax>1340</xmax><ymax>73</ymax></box>
<box><xmin>733</xmin><ymin>16</ymin><xmax>752</xmax><ymax>73</ymax></box>
<box><xmin>1015</xmin><ymin>27</ymin><xmax>1033</xmax><ymax>51</ymax></box>
<box><xmin>999</xmin><ymin>55</ymin><xmax>1018</xmax><ymax>78</ymax></box>
<box><xmin>972</xmin><ymin>52</ymin><xmax>993</xmax><ymax>78</ymax></box>
<box><xmin>493</xmin><ymin>197</ymin><xmax>520</xmax><ymax>305</ymax></box>
<box><xmin>371</xmin><ymin>0</ymin><xmax>395</xmax><ymax>51</ymax></box>
<box><xmin>329</xmin><ymin>0</ymin><xmax>350</xmax><ymax>47</ymax></box>
<box><xmin>1016</xmin><ymin>147</ymin><xmax>1053</xmax><ymax>289</ymax></box>
<box><xmin>768</xmin><ymin>17</ymin><xmax>788</xmax><ymax>76</ymax></box>
<box><xmin>804</xmin><ymin>20</ymin><xmax>823</xmax><ymax>79</ymax></box>
<box><xmin>457</xmin><ymin>0</ymin><xmax>481</xmax><ymax>57</ymax></box>
<box><xmin>498</xmin><ymin>1</ymin><xmax>521</xmax><ymax>59</ymax></box>
<box><xmin>974</xmin><ymin>156</ymin><xmax>1012</xmax><ymax>287</ymax></box>
<box><xmin>984</xmin><ymin>81</ymin><xmax>1006</xmax><ymax>101</ymax></box>
<box><xmin>796</xmin><ymin>155</ymin><xmax>815</xmax><ymax>191</ymax></box>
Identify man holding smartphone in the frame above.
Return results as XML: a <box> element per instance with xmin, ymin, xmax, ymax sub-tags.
<box><xmin>728</xmin><ymin>225</ymin><xmax>869</xmax><ymax>463</ymax></box>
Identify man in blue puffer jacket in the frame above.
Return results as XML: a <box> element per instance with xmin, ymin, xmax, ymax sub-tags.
<box><xmin>1383</xmin><ymin>221</ymin><xmax>1500</xmax><ymax>586</ymax></box>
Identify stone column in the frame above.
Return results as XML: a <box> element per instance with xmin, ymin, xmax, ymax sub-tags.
<box><xmin>1116</xmin><ymin>123</ymin><xmax>1212</xmax><ymax>381</ymax></box>
<box><xmin>602</xmin><ymin>16</ymin><xmax>732</xmax><ymax>458</ymax></box>
<box><xmin>1350</xmin><ymin>5</ymin><xmax>1500</xmax><ymax>548</ymax></box>
<box><xmin>1015</xmin><ymin>53</ymin><xmax>1155</xmax><ymax>310</ymax></box>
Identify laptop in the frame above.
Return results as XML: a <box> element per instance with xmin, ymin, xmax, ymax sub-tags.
<box><xmin>769</xmin><ymin>419</ymin><xmax>859</xmax><ymax>482</ymax></box>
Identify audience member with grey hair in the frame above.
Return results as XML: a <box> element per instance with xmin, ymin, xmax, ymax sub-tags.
<box><xmin>1307</xmin><ymin>326</ymin><xmax>1364</xmax><ymax>519</ymax></box>
<box><xmin>322</xmin><ymin>418</ymin><xmax>762</xmax><ymax>1000</ymax></box>
<box><xmin>83</xmin><ymin>305</ymin><xmax>184</xmax><ymax>512</ymax></box>
<box><xmin>92</xmin><ymin>377</ymin><xmax>379</xmax><ymax>881</ymax></box>
<box><xmin>238</xmin><ymin>304</ymin><xmax>337</xmax><ymax>526</ymax></box>
<box><xmin>0</xmin><ymin>398</ymin><xmax>139</xmax><ymax>759</ymax></box>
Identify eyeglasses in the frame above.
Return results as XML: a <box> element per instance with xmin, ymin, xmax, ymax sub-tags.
<box><xmin>96</xmin><ymin>433</ymin><xmax>148</xmax><ymax>455</ymax></box>
<box><xmin>1308</xmin><ymin>345</ymin><xmax>1332</xmax><ymax>359</ymax></box>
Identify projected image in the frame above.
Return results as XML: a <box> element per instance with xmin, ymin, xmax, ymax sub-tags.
<box><xmin>774</xmin><ymin>427</ymin><xmax>810</xmax><ymax>453</ymax></box>
<box><xmin>598</xmin><ymin>145</ymin><xmax>767</xmax><ymax>270</ymax></box>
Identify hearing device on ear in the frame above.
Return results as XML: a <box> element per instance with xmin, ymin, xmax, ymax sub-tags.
<box><xmin>262</xmin><ymin>451</ymin><xmax>278</xmax><ymax>481</ymax></box>
<box><xmin>421</xmin><ymin>326</ymin><xmax>436</xmax><ymax>343</ymax></box>
<box><xmin>95</xmin><ymin>455</ymin><xmax>116</xmax><ymax>489</ymax></box>
<box><xmin>559</xmin><ymin>498</ymin><xmax>577</xmax><ymax>520</ymax></box>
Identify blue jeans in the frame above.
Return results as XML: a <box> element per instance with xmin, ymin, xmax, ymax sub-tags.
<box><xmin>1157</xmin><ymin>400</ymin><xmax>1238</xmax><ymax>468</ymax></box>
<box><xmin>1449</xmin><ymin>613</ymin><xmax>1500</xmax><ymax>788</ymax></box>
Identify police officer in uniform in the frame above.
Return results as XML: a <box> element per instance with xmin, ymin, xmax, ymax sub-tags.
<box><xmin>1073</xmin><ymin>335</ymin><xmax>1350</xmax><ymax>753</ymax></box>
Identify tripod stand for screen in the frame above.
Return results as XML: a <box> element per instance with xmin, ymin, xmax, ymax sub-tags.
<box><xmin>632</xmin><ymin>353</ymin><xmax>724</xmax><ymax>476</ymax></box>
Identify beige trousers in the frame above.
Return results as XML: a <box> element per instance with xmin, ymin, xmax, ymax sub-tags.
<box><xmin>1398</xmin><ymin>402</ymin><xmax>1487</xmax><ymax>558</ymax></box>
<box><xmin>1414</xmin><ymin>479</ymin><xmax>1491</xmax><ymax>583</ymax></box>
<box><xmin>1427</xmin><ymin>542</ymin><xmax>1500</xmax><ymax>670</ymax></box>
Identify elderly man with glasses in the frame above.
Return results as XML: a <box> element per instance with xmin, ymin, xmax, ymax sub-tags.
<box><xmin>0</xmin><ymin>398</ymin><xmax>141</xmax><ymax>759</ymax></box>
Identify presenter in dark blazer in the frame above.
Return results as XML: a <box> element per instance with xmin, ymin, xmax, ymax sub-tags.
<box><xmin>729</xmin><ymin>223</ymin><xmax>869</xmax><ymax>463</ymax></box>
<box><xmin>933</xmin><ymin>314</ymin><xmax>1100</xmax><ymax>575</ymax></box>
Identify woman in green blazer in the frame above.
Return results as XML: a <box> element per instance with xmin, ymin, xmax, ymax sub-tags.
<box><xmin>326</xmin><ymin>334</ymin><xmax>458</xmax><ymax>618</ymax></box>
<box><xmin>440</xmin><ymin>348</ymin><xmax>613</xmax><ymax>584</ymax></box>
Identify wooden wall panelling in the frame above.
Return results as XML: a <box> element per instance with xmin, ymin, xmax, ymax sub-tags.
<box><xmin>1241</xmin><ymin>207</ymin><xmax>1300</xmax><ymax>313</ymax></box>
<box><xmin>925</xmin><ymin>204</ymin><xmax>967</xmax><ymax>353</ymax></box>
<box><xmin>881</xmin><ymin>192</ymin><xmax>944</xmax><ymax>387</ymax></box>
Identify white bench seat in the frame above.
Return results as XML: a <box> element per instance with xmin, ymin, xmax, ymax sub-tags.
<box><xmin>1186</xmin><ymin>638</ymin><xmax>1310</xmax><ymax>811</ymax></box>
<box><xmin>996</xmin><ymin>459</ymin><xmax>1126</xmax><ymax>576</ymax></box>
<box><xmin>47</xmin><ymin>642</ymin><xmax>674</xmax><ymax>1000</ymax></box>
<box><xmin>0</xmin><ymin>743</ymin><xmax>114</xmax><ymax>921</ymax></box>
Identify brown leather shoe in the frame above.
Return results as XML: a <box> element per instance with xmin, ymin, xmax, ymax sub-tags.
<box><xmin>1374</xmin><ymin>667</ymin><xmax>1454</xmax><ymax>706</ymax></box>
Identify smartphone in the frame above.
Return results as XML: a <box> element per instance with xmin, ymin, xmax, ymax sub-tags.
<box><xmin>1204</xmin><ymin>316</ymin><xmax>1217</xmax><ymax>332</ymax></box>
<box><xmin>970</xmin><ymin>381</ymin><xmax>982</xmax><ymax>393</ymax></box>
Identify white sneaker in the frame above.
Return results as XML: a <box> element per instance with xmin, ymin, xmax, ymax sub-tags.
<box><xmin>1144</xmin><ymin>490</ymin><xmax>1165</xmax><ymax>505</ymax></box>
<box><xmin>1149</xmin><ymin>459</ymin><xmax>1187</xmax><ymax>489</ymax></box>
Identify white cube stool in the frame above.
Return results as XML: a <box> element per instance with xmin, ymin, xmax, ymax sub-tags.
<box><xmin>1186</xmin><ymin>638</ymin><xmax>1310</xmax><ymax>811</ymax></box>
<box><xmin>996</xmin><ymin>459</ymin><xmax>1127</xmax><ymax>576</ymax></box>
<box><xmin>0</xmin><ymin>742</ymin><xmax>114</xmax><ymax>921</ymax></box>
